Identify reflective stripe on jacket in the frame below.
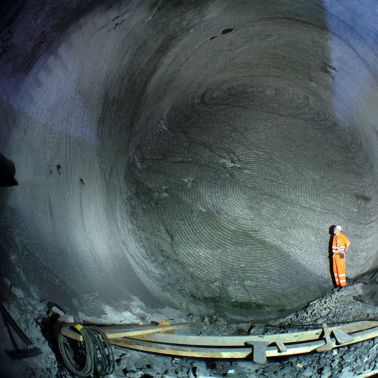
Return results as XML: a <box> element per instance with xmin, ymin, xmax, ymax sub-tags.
<box><xmin>332</xmin><ymin>232</ymin><xmax>351</xmax><ymax>254</ymax></box>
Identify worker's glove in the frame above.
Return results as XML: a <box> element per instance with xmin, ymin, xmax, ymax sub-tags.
<box><xmin>339</xmin><ymin>252</ymin><xmax>345</xmax><ymax>259</ymax></box>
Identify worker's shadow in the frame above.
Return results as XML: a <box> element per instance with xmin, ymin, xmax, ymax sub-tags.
<box><xmin>328</xmin><ymin>225</ymin><xmax>336</xmax><ymax>286</ymax></box>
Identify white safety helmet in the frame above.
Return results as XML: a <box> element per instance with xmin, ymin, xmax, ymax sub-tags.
<box><xmin>335</xmin><ymin>225</ymin><xmax>343</xmax><ymax>232</ymax></box>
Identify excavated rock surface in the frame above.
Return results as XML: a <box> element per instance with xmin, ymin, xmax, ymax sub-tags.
<box><xmin>1</xmin><ymin>0</ymin><xmax>378</xmax><ymax>321</ymax></box>
<box><xmin>3</xmin><ymin>1</ymin><xmax>378</xmax><ymax>376</ymax></box>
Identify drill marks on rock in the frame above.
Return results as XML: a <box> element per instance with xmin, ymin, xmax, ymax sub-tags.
<box><xmin>182</xmin><ymin>177</ymin><xmax>194</xmax><ymax>188</ymax></box>
<box><xmin>354</xmin><ymin>193</ymin><xmax>372</xmax><ymax>203</ymax></box>
<box><xmin>210</xmin><ymin>27</ymin><xmax>234</xmax><ymax>40</ymax></box>
<box><xmin>4</xmin><ymin>0</ymin><xmax>378</xmax><ymax>320</ymax></box>
<box><xmin>221</xmin><ymin>28</ymin><xmax>234</xmax><ymax>35</ymax></box>
<box><xmin>130</xmin><ymin>140</ymin><xmax>316</xmax><ymax>311</ymax></box>
<box><xmin>47</xmin><ymin>195</ymin><xmax>58</xmax><ymax>236</ymax></box>
<box><xmin>322</xmin><ymin>61</ymin><xmax>338</xmax><ymax>77</ymax></box>
<box><xmin>136</xmin><ymin>5</ymin><xmax>356</xmax><ymax>313</ymax></box>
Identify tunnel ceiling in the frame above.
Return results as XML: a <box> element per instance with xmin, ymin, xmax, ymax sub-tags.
<box><xmin>1</xmin><ymin>0</ymin><xmax>378</xmax><ymax>320</ymax></box>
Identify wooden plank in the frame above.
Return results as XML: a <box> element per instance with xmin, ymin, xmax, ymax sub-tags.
<box><xmin>356</xmin><ymin>369</ymin><xmax>378</xmax><ymax>378</ymax></box>
<box><xmin>328</xmin><ymin>321</ymin><xmax>378</xmax><ymax>334</ymax></box>
<box><xmin>128</xmin><ymin>321</ymin><xmax>378</xmax><ymax>347</ymax></box>
<box><xmin>109</xmin><ymin>326</ymin><xmax>378</xmax><ymax>360</ymax></box>
<box><xmin>111</xmin><ymin>338</ymin><xmax>253</xmax><ymax>359</ymax></box>
<box><xmin>60</xmin><ymin>323</ymin><xmax>189</xmax><ymax>342</ymax></box>
<box><xmin>129</xmin><ymin>329</ymin><xmax>323</xmax><ymax>345</ymax></box>
<box><xmin>266</xmin><ymin>340</ymin><xmax>324</xmax><ymax>357</ymax></box>
<box><xmin>333</xmin><ymin>329</ymin><xmax>354</xmax><ymax>344</ymax></box>
<box><xmin>267</xmin><ymin>327</ymin><xmax>378</xmax><ymax>356</ymax></box>
<box><xmin>111</xmin><ymin>337</ymin><xmax>325</xmax><ymax>359</ymax></box>
<box><xmin>111</xmin><ymin>326</ymin><xmax>378</xmax><ymax>360</ymax></box>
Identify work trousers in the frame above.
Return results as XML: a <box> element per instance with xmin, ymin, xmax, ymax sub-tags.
<box><xmin>333</xmin><ymin>253</ymin><xmax>346</xmax><ymax>286</ymax></box>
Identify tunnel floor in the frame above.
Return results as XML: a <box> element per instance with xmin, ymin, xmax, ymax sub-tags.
<box><xmin>1</xmin><ymin>281</ymin><xmax>378</xmax><ymax>377</ymax></box>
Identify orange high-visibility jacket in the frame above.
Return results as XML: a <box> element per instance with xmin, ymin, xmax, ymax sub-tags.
<box><xmin>332</xmin><ymin>233</ymin><xmax>351</xmax><ymax>254</ymax></box>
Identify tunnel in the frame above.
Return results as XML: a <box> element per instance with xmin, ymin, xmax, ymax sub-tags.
<box><xmin>1</xmin><ymin>0</ymin><xmax>378</xmax><ymax>377</ymax></box>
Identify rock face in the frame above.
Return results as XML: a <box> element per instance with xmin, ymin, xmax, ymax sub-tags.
<box><xmin>0</xmin><ymin>153</ymin><xmax>18</xmax><ymax>187</ymax></box>
<box><xmin>1</xmin><ymin>0</ymin><xmax>378</xmax><ymax>319</ymax></box>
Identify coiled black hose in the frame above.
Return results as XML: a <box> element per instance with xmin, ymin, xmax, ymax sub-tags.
<box><xmin>58</xmin><ymin>325</ymin><xmax>115</xmax><ymax>377</ymax></box>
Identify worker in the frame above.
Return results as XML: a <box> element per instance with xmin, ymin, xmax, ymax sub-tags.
<box><xmin>332</xmin><ymin>225</ymin><xmax>351</xmax><ymax>288</ymax></box>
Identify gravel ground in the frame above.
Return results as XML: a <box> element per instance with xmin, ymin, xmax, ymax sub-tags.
<box><xmin>1</xmin><ymin>282</ymin><xmax>377</xmax><ymax>377</ymax></box>
<box><xmin>110</xmin><ymin>283</ymin><xmax>378</xmax><ymax>378</ymax></box>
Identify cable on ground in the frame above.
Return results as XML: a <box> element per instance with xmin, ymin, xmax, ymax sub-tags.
<box><xmin>58</xmin><ymin>324</ymin><xmax>115</xmax><ymax>377</ymax></box>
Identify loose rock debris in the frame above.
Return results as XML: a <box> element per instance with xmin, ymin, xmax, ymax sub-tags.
<box><xmin>1</xmin><ymin>283</ymin><xmax>377</xmax><ymax>377</ymax></box>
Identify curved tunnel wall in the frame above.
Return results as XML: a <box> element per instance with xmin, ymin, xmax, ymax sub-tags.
<box><xmin>1</xmin><ymin>0</ymin><xmax>378</xmax><ymax>319</ymax></box>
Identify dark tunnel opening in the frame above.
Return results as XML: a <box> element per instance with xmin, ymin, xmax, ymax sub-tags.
<box><xmin>1</xmin><ymin>0</ymin><xmax>378</xmax><ymax>376</ymax></box>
